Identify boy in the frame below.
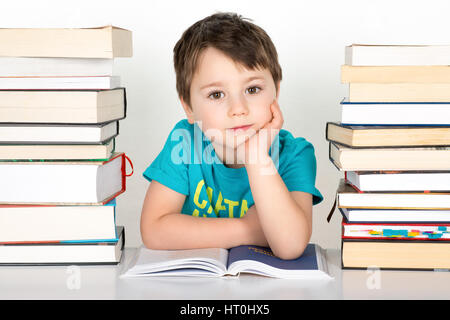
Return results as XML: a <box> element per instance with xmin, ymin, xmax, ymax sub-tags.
<box><xmin>140</xmin><ymin>12</ymin><xmax>323</xmax><ymax>260</ymax></box>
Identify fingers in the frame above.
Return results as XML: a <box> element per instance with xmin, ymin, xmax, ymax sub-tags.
<box><xmin>267</xmin><ymin>100</ymin><xmax>284</xmax><ymax>131</ymax></box>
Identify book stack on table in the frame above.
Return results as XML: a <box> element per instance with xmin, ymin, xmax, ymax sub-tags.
<box><xmin>0</xmin><ymin>26</ymin><xmax>133</xmax><ymax>265</ymax></box>
<box><xmin>326</xmin><ymin>44</ymin><xmax>450</xmax><ymax>270</ymax></box>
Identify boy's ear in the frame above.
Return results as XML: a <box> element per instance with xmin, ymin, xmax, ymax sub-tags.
<box><xmin>180</xmin><ymin>97</ymin><xmax>195</xmax><ymax>124</ymax></box>
<box><xmin>275</xmin><ymin>81</ymin><xmax>281</xmax><ymax>100</ymax></box>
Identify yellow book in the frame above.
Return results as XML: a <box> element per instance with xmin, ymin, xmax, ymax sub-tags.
<box><xmin>349</xmin><ymin>83</ymin><xmax>450</xmax><ymax>102</ymax></box>
<box><xmin>0</xmin><ymin>88</ymin><xmax>126</xmax><ymax>124</ymax></box>
<box><xmin>341</xmin><ymin>65</ymin><xmax>450</xmax><ymax>83</ymax></box>
<box><xmin>342</xmin><ymin>240</ymin><xmax>450</xmax><ymax>270</ymax></box>
<box><xmin>329</xmin><ymin>142</ymin><xmax>450</xmax><ymax>171</ymax></box>
<box><xmin>326</xmin><ymin>122</ymin><xmax>450</xmax><ymax>148</ymax></box>
<box><xmin>0</xmin><ymin>25</ymin><xmax>132</xmax><ymax>58</ymax></box>
<box><xmin>0</xmin><ymin>140</ymin><xmax>114</xmax><ymax>161</ymax></box>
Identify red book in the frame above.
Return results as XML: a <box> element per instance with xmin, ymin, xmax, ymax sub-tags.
<box><xmin>342</xmin><ymin>220</ymin><xmax>450</xmax><ymax>241</ymax></box>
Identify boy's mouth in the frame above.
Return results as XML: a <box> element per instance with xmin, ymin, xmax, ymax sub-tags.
<box><xmin>229</xmin><ymin>124</ymin><xmax>253</xmax><ymax>132</ymax></box>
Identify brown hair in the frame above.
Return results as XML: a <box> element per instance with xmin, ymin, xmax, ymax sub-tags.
<box><xmin>173</xmin><ymin>12</ymin><xmax>282</xmax><ymax>108</ymax></box>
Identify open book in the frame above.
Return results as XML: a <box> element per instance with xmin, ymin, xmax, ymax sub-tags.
<box><xmin>121</xmin><ymin>244</ymin><xmax>332</xmax><ymax>280</ymax></box>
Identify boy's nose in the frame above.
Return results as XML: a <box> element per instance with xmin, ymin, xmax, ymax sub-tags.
<box><xmin>227</xmin><ymin>96</ymin><xmax>249</xmax><ymax>117</ymax></box>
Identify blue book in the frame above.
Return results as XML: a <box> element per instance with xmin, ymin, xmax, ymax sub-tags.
<box><xmin>121</xmin><ymin>243</ymin><xmax>332</xmax><ymax>280</ymax></box>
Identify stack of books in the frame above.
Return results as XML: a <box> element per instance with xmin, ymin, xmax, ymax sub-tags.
<box><xmin>326</xmin><ymin>44</ymin><xmax>450</xmax><ymax>270</ymax></box>
<box><xmin>0</xmin><ymin>26</ymin><xmax>133</xmax><ymax>265</ymax></box>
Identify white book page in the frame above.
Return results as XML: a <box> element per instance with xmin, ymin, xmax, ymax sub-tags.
<box><xmin>344</xmin><ymin>208</ymin><xmax>450</xmax><ymax>222</ymax></box>
<box><xmin>121</xmin><ymin>246</ymin><xmax>229</xmax><ymax>277</ymax></box>
<box><xmin>97</xmin><ymin>155</ymin><xmax>123</xmax><ymax>202</ymax></box>
<box><xmin>0</xmin><ymin>164</ymin><xmax>97</xmax><ymax>203</ymax></box>
<box><xmin>0</xmin><ymin>57</ymin><xmax>114</xmax><ymax>77</ymax></box>
<box><xmin>0</xmin><ymin>76</ymin><xmax>120</xmax><ymax>90</ymax></box>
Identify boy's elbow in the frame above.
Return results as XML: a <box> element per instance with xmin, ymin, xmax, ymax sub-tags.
<box><xmin>140</xmin><ymin>221</ymin><xmax>164</xmax><ymax>250</ymax></box>
<box><xmin>142</xmin><ymin>240</ymin><xmax>160</xmax><ymax>250</ymax></box>
<box><xmin>272</xmin><ymin>233</ymin><xmax>310</xmax><ymax>260</ymax></box>
<box><xmin>141</xmin><ymin>228</ymin><xmax>154</xmax><ymax>249</ymax></box>
<box><xmin>141</xmin><ymin>230</ymin><xmax>165</xmax><ymax>250</ymax></box>
<box><xmin>273</xmin><ymin>244</ymin><xmax>307</xmax><ymax>260</ymax></box>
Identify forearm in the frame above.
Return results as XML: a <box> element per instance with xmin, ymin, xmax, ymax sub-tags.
<box><xmin>141</xmin><ymin>212</ymin><xmax>248</xmax><ymax>250</ymax></box>
<box><xmin>246</xmin><ymin>157</ymin><xmax>312</xmax><ymax>259</ymax></box>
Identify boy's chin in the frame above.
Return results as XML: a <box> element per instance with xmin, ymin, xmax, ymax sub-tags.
<box><xmin>206</xmin><ymin>127</ymin><xmax>257</xmax><ymax>149</ymax></box>
<box><xmin>215</xmin><ymin>135</ymin><xmax>249</xmax><ymax>150</ymax></box>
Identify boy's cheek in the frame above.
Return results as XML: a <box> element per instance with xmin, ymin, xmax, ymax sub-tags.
<box><xmin>257</xmin><ymin>97</ymin><xmax>275</xmax><ymax>120</ymax></box>
<box><xmin>257</xmin><ymin>105</ymin><xmax>275</xmax><ymax>126</ymax></box>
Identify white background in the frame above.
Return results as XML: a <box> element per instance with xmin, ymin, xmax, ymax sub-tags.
<box><xmin>2</xmin><ymin>0</ymin><xmax>450</xmax><ymax>249</ymax></box>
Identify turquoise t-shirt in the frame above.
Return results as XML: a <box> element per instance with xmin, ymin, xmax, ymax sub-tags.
<box><xmin>143</xmin><ymin>119</ymin><xmax>323</xmax><ymax>218</ymax></box>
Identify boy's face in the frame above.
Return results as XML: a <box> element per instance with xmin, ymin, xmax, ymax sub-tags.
<box><xmin>181</xmin><ymin>47</ymin><xmax>280</xmax><ymax>150</ymax></box>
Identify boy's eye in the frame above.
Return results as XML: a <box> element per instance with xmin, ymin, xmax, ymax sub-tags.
<box><xmin>208</xmin><ymin>91</ymin><xmax>224</xmax><ymax>100</ymax></box>
<box><xmin>246</xmin><ymin>86</ymin><xmax>261</xmax><ymax>94</ymax></box>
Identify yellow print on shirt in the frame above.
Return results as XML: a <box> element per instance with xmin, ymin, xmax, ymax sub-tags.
<box><xmin>192</xmin><ymin>179</ymin><xmax>248</xmax><ymax>218</ymax></box>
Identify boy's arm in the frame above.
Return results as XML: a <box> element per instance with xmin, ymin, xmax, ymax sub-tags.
<box><xmin>140</xmin><ymin>180</ymin><xmax>267</xmax><ymax>250</ymax></box>
<box><xmin>245</xmin><ymin>158</ymin><xmax>313</xmax><ymax>260</ymax></box>
<box><xmin>235</xmin><ymin>101</ymin><xmax>313</xmax><ymax>259</ymax></box>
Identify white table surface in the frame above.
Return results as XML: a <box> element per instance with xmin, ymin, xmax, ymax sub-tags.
<box><xmin>1</xmin><ymin>247</ymin><xmax>450</xmax><ymax>300</ymax></box>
